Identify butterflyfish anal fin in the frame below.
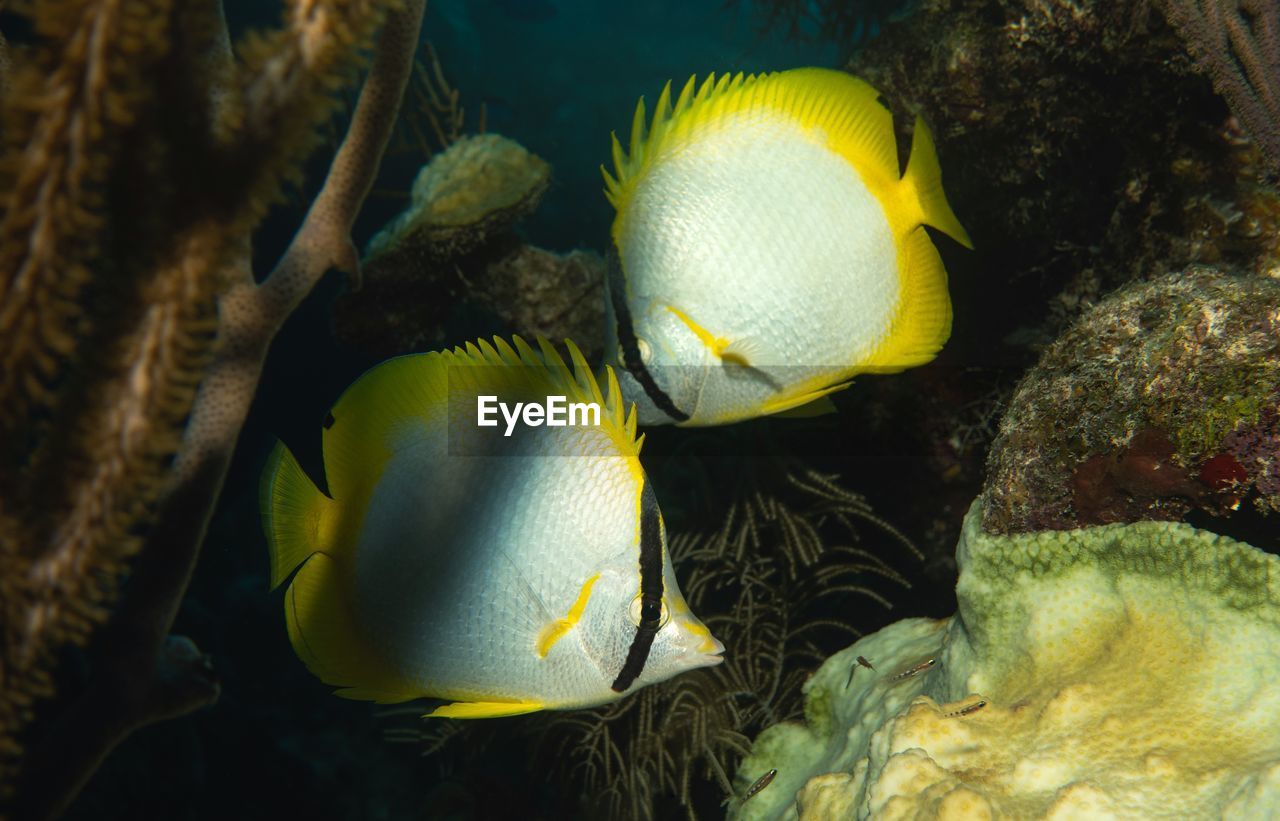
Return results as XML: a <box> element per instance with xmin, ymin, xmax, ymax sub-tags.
<box><xmin>861</xmin><ymin>226</ymin><xmax>953</xmax><ymax>374</ymax></box>
<box><xmin>902</xmin><ymin>115</ymin><xmax>973</xmax><ymax>249</ymax></box>
<box><xmin>284</xmin><ymin>552</ymin><xmax>421</xmax><ymax>704</ymax></box>
<box><xmin>770</xmin><ymin>395</ymin><xmax>838</xmax><ymax>419</ymax></box>
<box><xmin>758</xmin><ymin>381</ymin><xmax>852</xmax><ymax>417</ymax></box>
<box><xmin>426</xmin><ymin>700</ymin><xmax>546</xmax><ymax>719</ymax></box>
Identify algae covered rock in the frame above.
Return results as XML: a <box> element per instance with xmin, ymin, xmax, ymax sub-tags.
<box><xmin>983</xmin><ymin>267</ymin><xmax>1280</xmax><ymax>534</ymax></box>
<box><xmin>853</xmin><ymin>0</ymin><xmax>1280</xmax><ymax>306</ymax></box>
<box><xmin>364</xmin><ymin>132</ymin><xmax>551</xmax><ymax>263</ymax></box>
<box><xmin>333</xmin><ymin>134</ymin><xmax>605</xmax><ymax>358</ymax></box>
<box><xmin>731</xmin><ymin>502</ymin><xmax>1280</xmax><ymax>819</ymax></box>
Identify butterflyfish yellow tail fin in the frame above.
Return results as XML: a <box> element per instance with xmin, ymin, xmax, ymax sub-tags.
<box><xmin>261</xmin><ymin>441</ymin><xmax>332</xmax><ymax>591</ymax></box>
<box><xmin>261</xmin><ymin>442</ymin><xmax>420</xmax><ymax>704</ymax></box>
<box><xmin>902</xmin><ymin>115</ymin><xmax>973</xmax><ymax>249</ymax></box>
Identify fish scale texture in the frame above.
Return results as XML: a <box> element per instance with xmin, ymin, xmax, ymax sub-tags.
<box><xmin>730</xmin><ymin>500</ymin><xmax>1280</xmax><ymax>820</ymax></box>
<box><xmin>355</xmin><ymin>419</ymin><xmax>640</xmax><ymax>705</ymax></box>
<box><xmin>621</xmin><ymin>114</ymin><xmax>898</xmax><ymax>371</ymax></box>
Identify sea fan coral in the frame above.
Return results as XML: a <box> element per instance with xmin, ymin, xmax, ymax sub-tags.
<box><xmin>0</xmin><ymin>1</ymin><xmax>426</xmax><ymax>814</ymax></box>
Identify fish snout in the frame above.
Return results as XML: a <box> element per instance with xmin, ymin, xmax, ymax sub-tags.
<box><xmin>699</xmin><ymin>635</ymin><xmax>726</xmax><ymax>667</ymax></box>
<box><xmin>675</xmin><ymin>618</ymin><xmax>725</xmax><ymax>669</ymax></box>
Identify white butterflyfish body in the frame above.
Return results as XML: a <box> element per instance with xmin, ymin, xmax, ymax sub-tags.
<box><xmin>261</xmin><ymin>337</ymin><xmax>723</xmax><ymax>718</ymax></box>
<box><xmin>602</xmin><ymin>68</ymin><xmax>973</xmax><ymax>426</ymax></box>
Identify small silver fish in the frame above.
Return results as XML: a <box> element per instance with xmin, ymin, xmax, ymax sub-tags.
<box><xmin>891</xmin><ymin>657</ymin><xmax>938</xmax><ymax>682</ymax></box>
<box><xmin>945</xmin><ymin>699</ymin><xmax>988</xmax><ymax>718</ymax></box>
<box><xmin>743</xmin><ymin>768</ymin><xmax>778</xmax><ymax>801</ymax></box>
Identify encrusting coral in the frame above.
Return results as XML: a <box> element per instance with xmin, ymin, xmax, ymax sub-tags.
<box><xmin>0</xmin><ymin>0</ymin><xmax>426</xmax><ymax>817</ymax></box>
<box><xmin>731</xmin><ymin>501</ymin><xmax>1280</xmax><ymax>819</ymax></box>
<box><xmin>984</xmin><ymin>267</ymin><xmax>1280</xmax><ymax>534</ymax></box>
<box><xmin>365</xmin><ymin>133</ymin><xmax>551</xmax><ymax>262</ymax></box>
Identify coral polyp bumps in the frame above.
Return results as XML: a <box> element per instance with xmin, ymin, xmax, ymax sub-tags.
<box><xmin>732</xmin><ymin>501</ymin><xmax>1280</xmax><ymax>819</ymax></box>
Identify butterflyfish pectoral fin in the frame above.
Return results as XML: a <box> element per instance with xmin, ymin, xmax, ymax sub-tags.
<box><xmin>718</xmin><ymin>337</ymin><xmax>760</xmax><ymax>368</ymax></box>
<box><xmin>758</xmin><ymin>381</ymin><xmax>852</xmax><ymax>417</ymax></box>
<box><xmin>426</xmin><ymin>700</ymin><xmax>546</xmax><ymax>719</ymax></box>
<box><xmin>536</xmin><ymin>573</ymin><xmax>601</xmax><ymax>658</ymax></box>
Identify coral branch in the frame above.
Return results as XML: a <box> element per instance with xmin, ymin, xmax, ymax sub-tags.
<box><xmin>1</xmin><ymin>0</ymin><xmax>426</xmax><ymax>815</ymax></box>
<box><xmin>1162</xmin><ymin>0</ymin><xmax>1280</xmax><ymax>172</ymax></box>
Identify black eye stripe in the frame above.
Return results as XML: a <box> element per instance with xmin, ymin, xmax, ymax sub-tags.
<box><xmin>607</xmin><ymin>249</ymin><xmax>690</xmax><ymax>423</ymax></box>
<box><xmin>611</xmin><ymin>478</ymin><xmax>665</xmax><ymax>693</ymax></box>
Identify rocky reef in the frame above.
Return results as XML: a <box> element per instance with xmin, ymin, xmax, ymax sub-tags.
<box><xmin>985</xmin><ymin>267</ymin><xmax>1280</xmax><ymax>534</ymax></box>
<box><xmin>852</xmin><ymin>0</ymin><xmax>1280</xmax><ymax>319</ymax></box>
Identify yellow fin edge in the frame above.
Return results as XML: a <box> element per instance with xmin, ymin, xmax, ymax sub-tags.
<box><xmin>859</xmin><ymin>227</ymin><xmax>952</xmax><ymax>373</ymax></box>
<box><xmin>426</xmin><ymin>700</ymin><xmax>546</xmax><ymax>719</ymax></box>
<box><xmin>606</xmin><ymin>69</ymin><xmax>901</xmax><ymax>232</ymax></box>
<box><xmin>902</xmin><ymin>116</ymin><xmax>972</xmax><ymax>249</ymax></box>
<box><xmin>758</xmin><ymin>381</ymin><xmax>852</xmax><ymax>417</ymax></box>
<box><xmin>447</xmin><ymin>335</ymin><xmax>642</xmax><ymax>460</ymax></box>
<box><xmin>285</xmin><ymin>553</ymin><xmax>422</xmax><ymax>704</ymax></box>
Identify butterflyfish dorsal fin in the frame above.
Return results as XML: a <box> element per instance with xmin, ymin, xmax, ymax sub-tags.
<box><xmin>444</xmin><ymin>335</ymin><xmax>643</xmax><ymax>459</ymax></box>
<box><xmin>604</xmin><ymin>69</ymin><xmax>903</xmax><ymax>228</ymax></box>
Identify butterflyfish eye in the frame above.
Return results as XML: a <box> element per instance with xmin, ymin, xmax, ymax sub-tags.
<box><xmin>629</xmin><ymin>595</ymin><xmax>669</xmax><ymax>627</ymax></box>
<box><xmin>637</xmin><ymin>337</ymin><xmax>652</xmax><ymax>364</ymax></box>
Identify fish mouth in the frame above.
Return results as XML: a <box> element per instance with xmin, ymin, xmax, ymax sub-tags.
<box><xmin>697</xmin><ymin>635</ymin><xmax>726</xmax><ymax>667</ymax></box>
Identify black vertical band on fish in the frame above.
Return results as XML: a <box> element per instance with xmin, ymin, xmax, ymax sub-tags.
<box><xmin>606</xmin><ymin>250</ymin><xmax>690</xmax><ymax>423</ymax></box>
<box><xmin>611</xmin><ymin>479</ymin><xmax>665</xmax><ymax>692</ymax></box>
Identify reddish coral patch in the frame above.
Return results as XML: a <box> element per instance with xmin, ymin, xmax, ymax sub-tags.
<box><xmin>1199</xmin><ymin>453</ymin><xmax>1248</xmax><ymax>490</ymax></box>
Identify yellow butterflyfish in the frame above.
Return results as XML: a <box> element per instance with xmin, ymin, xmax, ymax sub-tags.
<box><xmin>261</xmin><ymin>337</ymin><xmax>722</xmax><ymax>718</ymax></box>
<box><xmin>601</xmin><ymin>68</ymin><xmax>972</xmax><ymax>426</ymax></box>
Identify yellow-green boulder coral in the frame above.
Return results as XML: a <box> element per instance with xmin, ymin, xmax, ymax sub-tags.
<box><xmin>731</xmin><ymin>501</ymin><xmax>1280</xmax><ymax>819</ymax></box>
